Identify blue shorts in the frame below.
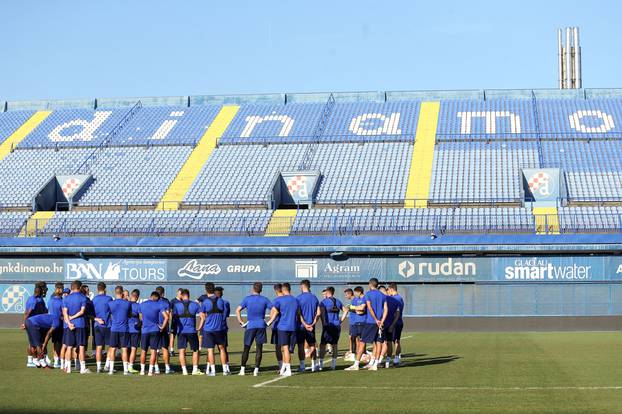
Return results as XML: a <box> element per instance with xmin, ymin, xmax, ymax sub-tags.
<box><xmin>178</xmin><ymin>333</ymin><xmax>199</xmax><ymax>352</ymax></box>
<box><xmin>94</xmin><ymin>326</ymin><xmax>110</xmax><ymax>347</ymax></box>
<box><xmin>129</xmin><ymin>332</ymin><xmax>141</xmax><ymax>348</ymax></box>
<box><xmin>321</xmin><ymin>325</ymin><xmax>341</xmax><ymax>345</ymax></box>
<box><xmin>270</xmin><ymin>328</ymin><xmax>278</xmax><ymax>345</ymax></box>
<box><xmin>141</xmin><ymin>332</ymin><xmax>161</xmax><ymax>351</ymax></box>
<box><xmin>393</xmin><ymin>324</ymin><xmax>403</xmax><ymax>341</ymax></box>
<box><xmin>63</xmin><ymin>328</ymin><xmax>87</xmax><ymax>347</ymax></box>
<box><xmin>109</xmin><ymin>331</ymin><xmax>129</xmax><ymax>348</ymax></box>
<box><xmin>361</xmin><ymin>323</ymin><xmax>381</xmax><ymax>344</ymax></box>
<box><xmin>296</xmin><ymin>328</ymin><xmax>316</xmax><ymax>345</ymax></box>
<box><xmin>349</xmin><ymin>323</ymin><xmax>363</xmax><ymax>338</ymax></box>
<box><xmin>244</xmin><ymin>328</ymin><xmax>267</xmax><ymax>346</ymax></box>
<box><xmin>51</xmin><ymin>327</ymin><xmax>63</xmax><ymax>344</ymax></box>
<box><xmin>157</xmin><ymin>329</ymin><xmax>169</xmax><ymax>349</ymax></box>
<box><xmin>277</xmin><ymin>330</ymin><xmax>297</xmax><ymax>349</ymax></box>
<box><xmin>25</xmin><ymin>322</ymin><xmax>45</xmax><ymax>347</ymax></box>
<box><xmin>202</xmin><ymin>330</ymin><xmax>227</xmax><ymax>349</ymax></box>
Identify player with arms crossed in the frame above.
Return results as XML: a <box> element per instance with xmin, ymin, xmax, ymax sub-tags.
<box><xmin>236</xmin><ymin>282</ymin><xmax>272</xmax><ymax>376</ymax></box>
<box><xmin>139</xmin><ymin>291</ymin><xmax>169</xmax><ymax>376</ymax></box>
<box><xmin>92</xmin><ymin>282</ymin><xmax>113</xmax><ymax>373</ymax></box>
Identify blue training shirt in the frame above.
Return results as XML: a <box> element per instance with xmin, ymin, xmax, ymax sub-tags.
<box><xmin>140</xmin><ymin>299</ymin><xmax>165</xmax><ymax>334</ymax></box>
<box><xmin>109</xmin><ymin>298</ymin><xmax>132</xmax><ymax>333</ymax></box>
<box><xmin>129</xmin><ymin>302</ymin><xmax>141</xmax><ymax>334</ymax></box>
<box><xmin>393</xmin><ymin>294</ymin><xmax>405</xmax><ymax>325</ymax></box>
<box><xmin>350</xmin><ymin>296</ymin><xmax>366</xmax><ymax>325</ymax></box>
<box><xmin>47</xmin><ymin>295</ymin><xmax>63</xmax><ymax>327</ymax></box>
<box><xmin>220</xmin><ymin>298</ymin><xmax>230</xmax><ymax>331</ymax></box>
<box><xmin>92</xmin><ymin>294</ymin><xmax>113</xmax><ymax>328</ymax></box>
<box><xmin>297</xmin><ymin>292</ymin><xmax>319</xmax><ymax>330</ymax></box>
<box><xmin>25</xmin><ymin>295</ymin><xmax>47</xmax><ymax>317</ymax></box>
<box><xmin>62</xmin><ymin>292</ymin><xmax>87</xmax><ymax>329</ymax></box>
<box><xmin>173</xmin><ymin>300</ymin><xmax>200</xmax><ymax>334</ymax></box>
<box><xmin>201</xmin><ymin>295</ymin><xmax>226</xmax><ymax>333</ymax></box>
<box><xmin>28</xmin><ymin>313</ymin><xmax>55</xmax><ymax>330</ymax></box>
<box><xmin>273</xmin><ymin>295</ymin><xmax>299</xmax><ymax>332</ymax></box>
<box><xmin>364</xmin><ymin>289</ymin><xmax>386</xmax><ymax>324</ymax></box>
<box><xmin>239</xmin><ymin>294</ymin><xmax>272</xmax><ymax>329</ymax></box>
<box><xmin>320</xmin><ymin>297</ymin><xmax>343</xmax><ymax>327</ymax></box>
<box><xmin>384</xmin><ymin>295</ymin><xmax>401</xmax><ymax>327</ymax></box>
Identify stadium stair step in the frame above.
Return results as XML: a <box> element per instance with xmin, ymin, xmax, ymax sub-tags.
<box><xmin>19</xmin><ymin>211</ymin><xmax>55</xmax><ymax>237</ymax></box>
<box><xmin>264</xmin><ymin>209</ymin><xmax>297</xmax><ymax>236</ymax></box>
<box><xmin>404</xmin><ymin>102</ymin><xmax>440</xmax><ymax>208</ymax></box>
<box><xmin>533</xmin><ymin>206</ymin><xmax>560</xmax><ymax>234</ymax></box>
<box><xmin>0</xmin><ymin>111</ymin><xmax>51</xmax><ymax>161</ymax></box>
<box><xmin>156</xmin><ymin>105</ymin><xmax>240</xmax><ymax>210</ymax></box>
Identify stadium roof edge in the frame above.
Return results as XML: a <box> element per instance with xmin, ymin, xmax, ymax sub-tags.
<box><xmin>4</xmin><ymin>88</ymin><xmax>622</xmax><ymax>111</ymax></box>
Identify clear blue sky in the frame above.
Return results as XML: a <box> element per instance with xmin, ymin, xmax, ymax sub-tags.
<box><xmin>1</xmin><ymin>0</ymin><xmax>620</xmax><ymax>101</ymax></box>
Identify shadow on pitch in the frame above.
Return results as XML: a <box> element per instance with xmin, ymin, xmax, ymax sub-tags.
<box><xmin>396</xmin><ymin>354</ymin><xmax>461</xmax><ymax>368</ymax></box>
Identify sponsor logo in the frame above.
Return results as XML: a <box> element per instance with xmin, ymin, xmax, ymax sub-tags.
<box><xmin>226</xmin><ymin>265</ymin><xmax>261</xmax><ymax>273</ymax></box>
<box><xmin>0</xmin><ymin>261</ymin><xmax>63</xmax><ymax>276</ymax></box>
<box><xmin>504</xmin><ymin>258</ymin><xmax>592</xmax><ymax>281</ymax></box>
<box><xmin>1</xmin><ymin>285</ymin><xmax>29</xmax><ymax>313</ymax></box>
<box><xmin>398</xmin><ymin>258</ymin><xmax>477</xmax><ymax>278</ymax></box>
<box><xmin>398</xmin><ymin>261</ymin><xmax>415</xmax><ymax>278</ymax></box>
<box><xmin>323</xmin><ymin>263</ymin><xmax>361</xmax><ymax>275</ymax></box>
<box><xmin>177</xmin><ymin>260</ymin><xmax>221</xmax><ymax>280</ymax></box>
<box><xmin>295</xmin><ymin>260</ymin><xmax>317</xmax><ymax>278</ymax></box>
<box><xmin>66</xmin><ymin>259</ymin><xmax>166</xmax><ymax>281</ymax></box>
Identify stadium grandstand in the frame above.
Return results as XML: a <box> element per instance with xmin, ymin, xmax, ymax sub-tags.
<box><xmin>0</xmin><ymin>89</ymin><xmax>620</xmax><ymax>237</ymax></box>
<box><xmin>1</xmin><ymin>86</ymin><xmax>622</xmax><ymax>321</ymax></box>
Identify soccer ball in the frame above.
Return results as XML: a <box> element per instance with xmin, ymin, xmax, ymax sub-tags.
<box><xmin>360</xmin><ymin>352</ymin><xmax>372</xmax><ymax>364</ymax></box>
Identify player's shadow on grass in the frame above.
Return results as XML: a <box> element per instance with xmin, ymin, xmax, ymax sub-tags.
<box><xmin>396</xmin><ymin>354</ymin><xmax>461</xmax><ymax>368</ymax></box>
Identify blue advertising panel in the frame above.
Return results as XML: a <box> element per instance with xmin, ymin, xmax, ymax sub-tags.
<box><xmin>1</xmin><ymin>256</ymin><xmax>622</xmax><ymax>286</ymax></box>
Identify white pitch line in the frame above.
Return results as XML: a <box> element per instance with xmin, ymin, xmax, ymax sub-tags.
<box><xmin>260</xmin><ymin>385</ymin><xmax>622</xmax><ymax>391</ymax></box>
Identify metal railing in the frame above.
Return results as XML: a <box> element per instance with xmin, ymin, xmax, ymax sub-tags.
<box><xmin>14</xmin><ymin>211</ymin><xmax>622</xmax><ymax>238</ymax></box>
<box><xmin>75</xmin><ymin>100</ymin><xmax>142</xmax><ymax>174</ymax></box>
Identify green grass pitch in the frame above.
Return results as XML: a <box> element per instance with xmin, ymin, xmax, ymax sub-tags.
<box><xmin>1</xmin><ymin>329</ymin><xmax>622</xmax><ymax>413</ymax></box>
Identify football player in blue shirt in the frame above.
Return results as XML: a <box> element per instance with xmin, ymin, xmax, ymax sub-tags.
<box><xmin>154</xmin><ymin>286</ymin><xmax>173</xmax><ymax>374</ymax></box>
<box><xmin>22</xmin><ymin>284</ymin><xmax>48</xmax><ymax>368</ymax></box>
<box><xmin>270</xmin><ymin>283</ymin><xmax>284</xmax><ymax>372</ymax></box>
<box><xmin>80</xmin><ymin>284</ymin><xmax>94</xmax><ymax>360</ymax></box>
<box><xmin>92</xmin><ymin>282</ymin><xmax>113</xmax><ymax>373</ymax></box>
<box><xmin>235</xmin><ymin>282</ymin><xmax>272</xmax><ymax>376</ymax></box>
<box><xmin>168</xmin><ymin>288</ymin><xmax>183</xmax><ymax>356</ymax></box>
<box><xmin>127</xmin><ymin>289</ymin><xmax>141</xmax><ymax>373</ymax></box>
<box><xmin>172</xmin><ymin>289</ymin><xmax>202</xmax><ymax>375</ymax></box>
<box><xmin>215</xmin><ymin>286</ymin><xmax>231</xmax><ymax>373</ymax></box>
<box><xmin>24</xmin><ymin>313</ymin><xmax>58</xmax><ymax>369</ymax></box>
<box><xmin>267</xmin><ymin>282</ymin><xmax>300</xmax><ymax>377</ymax></box>
<box><xmin>198</xmin><ymin>282</ymin><xmax>229</xmax><ymax>376</ymax></box>
<box><xmin>379</xmin><ymin>285</ymin><xmax>402</xmax><ymax>369</ymax></box>
<box><xmin>318</xmin><ymin>286</ymin><xmax>347</xmax><ymax>370</ymax></box>
<box><xmin>342</xmin><ymin>288</ymin><xmax>355</xmax><ymax>359</ymax></box>
<box><xmin>296</xmin><ymin>279</ymin><xmax>321</xmax><ymax>372</ymax></box>
<box><xmin>139</xmin><ymin>291</ymin><xmax>169</xmax><ymax>376</ymax></box>
<box><xmin>387</xmin><ymin>283</ymin><xmax>405</xmax><ymax>366</ymax></box>
<box><xmin>62</xmin><ymin>280</ymin><xmax>90</xmax><ymax>374</ymax></box>
<box><xmin>107</xmin><ymin>285</ymin><xmax>132</xmax><ymax>375</ymax></box>
<box><xmin>46</xmin><ymin>282</ymin><xmax>64</xmax><ymax>368</ymax></box>
<box><xmin>345</xmin><ymin>278</ymin><xmax>387</xmax><ymax>371</ymax></box>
